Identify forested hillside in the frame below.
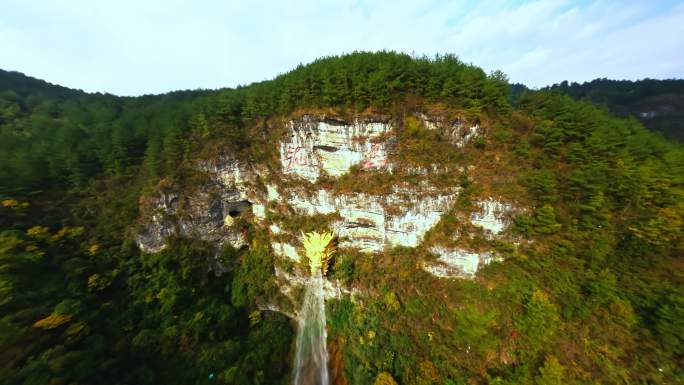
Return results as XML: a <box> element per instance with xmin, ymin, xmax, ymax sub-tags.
<box><xmin>1</xmin><ymin>52</ymin><xmax>682</xmax><ymax>385</ymax></box>
<box><xmin>544</xmin><ymin>78</ymin><xmax>684</xmax><ymax>141</ymax></box>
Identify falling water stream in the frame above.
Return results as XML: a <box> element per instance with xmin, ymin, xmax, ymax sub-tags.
<box><xmin>293</xmin><ymin>270</ymin><xmax>329</xmax><ymax>385</ymax></box>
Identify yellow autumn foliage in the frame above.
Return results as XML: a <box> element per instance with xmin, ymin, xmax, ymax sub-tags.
<box><xmin>33</xmin><ymin>313</ymin><xmax>72</xmax><ymax>330</ymax></box>
<box><xmin>2</xmin><ymin>199</ymin><xmax>29</xmax><ymax>209</ymax></box>
<box><xmin>249</xmin><ymin>310</ymin><xmax>261</xmax><ymax>326</ymax></box>
<box><xmin>418</xmin><ymin>361</ymin><xmax>440</xmax><ymax>382</ymax></box>
<box><xmin>373</xmin><ymin>372</ymin><xmax>398</xmax><ymax>385</ymax></box>
<box><xmin>26</xmin><ymin>226</ymin><xmax>49</xmax><ymax>239</ymax></box>
<box><xmin>628</xmin><ymin>206</ymin><xmax>683</xmax><ymax>246</ymax></box>
<box><xmin>0</xmin><ymin>233</ymin><xmax>23</xmax><ymax>254</ymax></box>
<box><xmin>50</xmin><ymin>227</ymin><xmax>70</xmax><ymax>242</ymax></box>
<box><xmin>87</xmin><ymin>274</ymin><xmax>109</xmax><ymax>291</ymax></box>
<box><xmin>65</xmin><ymin>322</ymin><xmax>87</xmax><ymax>338</ymax></box>
<box><xmin>25</xmin><ymin>244</ymin><xmax>45</xmax><ymax>256</ymax></box>
<box><xmin>1</xmin><ymin>199</ymin><xmax>19</xmax><ymax>208</ymax></box>
<box><xmin>88</xmin><ymin>243</ymin><xmax>100</xmax><ymax>255</ymax></box>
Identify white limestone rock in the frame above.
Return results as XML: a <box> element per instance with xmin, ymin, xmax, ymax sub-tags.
<box><xmin>454</xmin><ymin>124</ymin><xmax>482</xmax><ymax>147</ymax></box>
<box><xmin>405</xmin><ymin>164</ymin><xmax>451</xmax><ymax>176</ymax></box>
<box><xmin>198</xmin><ymin>155</ymin><xmax>251</xmax><ymax>194</ymax></box>
<box><xmin>414</xmin><ymin>113</ymin><xmax>441</xmax><ymax>131</ymax></box>
<box><xmin>136</xmin><ymin>192</ymin><xmax>179</xmax><ymax>253</ymax></box>
<box><xmin>266</xmin><ymin>184</ymin><xmax>281</xmax><ymax>201</ymax></box>
<box><xmin>257</xmin><ymin>303</ymin><xmax>296</xmax><ymax>319</ymax></box>
<box><xmin>280</xmin><ymin>115</ymin><xmax>393</xmax><ymax>181</ymax></box>
<box><xmin>384</xmin><ymin>193</ymin><xmax>458</xmax><ymax>248</ymax></box>
<box><xmin>269</xmin><ymin>223</ymin><xmax>282</xmax><ymax>234</ymax></box>
<box><xmin>271</xmin><ymin>241</ymin><xmax>301</xmax><ymax>262</ymax></box>
<box><xmin>470</xmin><ymin>199</ymin><xmax>513</xmax><ymax>236</ymax></box>
<box><xmin>423</xmin><ymin>246</ymin><xmax>502</xmax><ymax>279</ymax></box>
<box><xmin>332</xmin><ymin>194</ymin><xmax>387</xmax><ymax>253</ymax></box>
<box><xmin>285</xmin><ymin>188</ymin><xmax>459</xmax><ymax>253</ymax></box>
<box><xmin>137</xmin><ymin>158</ymin><xmax>253</xmax><ymax>253</ymax></box>
<box><xmin>251</xmin><ymin>203</ymin><xmax>267</xmax><ymax>220</ymax></box>
<box><xmin>415</xmin><ymin>113</ymin><xmax>484</xmax><ymax>148</ymax></box>
<box><xmin>287</xmin><ymin>189</ymin><xmax>337</xmax><ymax>216</ymax></box>
<box><xmin>274</xmin><ymin>266</ymin><xmax>352</xmax><ymax>302</ymax></box>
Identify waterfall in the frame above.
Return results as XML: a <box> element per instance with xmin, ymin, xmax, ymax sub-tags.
<box><xmin>293</xmin><ymin>270</ymin><xmax>329</xmax><ymax>385</ymax></box>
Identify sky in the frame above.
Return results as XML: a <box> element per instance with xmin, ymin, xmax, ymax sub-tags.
<box><xmin>1</xmin><ymin>0</ymin><xmax>683</xmax><ymax>96</ymax></box>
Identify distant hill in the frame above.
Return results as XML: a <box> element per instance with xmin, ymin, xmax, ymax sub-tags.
<box><xmin>542</xmin><ymin>78</ymin><xmax>684</xmax><ymax>141</ymax></box>
<box><xmin>0</xmin><ymin>69</ymin><xmax>85</xmax><ymax>99</ymax></box>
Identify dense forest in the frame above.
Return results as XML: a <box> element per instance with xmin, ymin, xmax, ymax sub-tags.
<box><xmin>533</xmin><ymin>78</ymin><xmax>684</xmax><ymax>141</ymax></box>
<box><xmin>0</xmin><ymin>53</ymin><xmax>509</xmax><ymax>195</ymax></box>
<box><xmin>1</xmin><ymin>52</ymin><xmax>683</xmax><ymax>385</ymax></box>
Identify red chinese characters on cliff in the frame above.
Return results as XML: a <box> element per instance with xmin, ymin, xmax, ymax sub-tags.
<box><xmin>284</xmin><ymin>144</ymin><xmax>309</xmax><ymax>170</ymax></box>
<box><xmin>362</xmin><ymin>143</ymin><xmax>386</xmax><ymax>169</ymax></box>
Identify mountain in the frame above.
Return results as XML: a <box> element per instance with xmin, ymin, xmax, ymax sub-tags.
<box><xmin>0</xmin><ymin>69</ymin><xmax>87</xmax><ymax>100</ymax></box>
<box><xmin>541</xmin><ymin>78</ymin><xmax>684</xmax><ymax>141</ymax></box>
<box><xmin>1</xmin><ymin>52</ymin><xmax>682</xmax><ymax>385</ymax></box>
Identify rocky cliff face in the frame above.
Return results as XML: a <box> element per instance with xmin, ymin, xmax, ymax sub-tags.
<box><xmin>136</xmin><ymin>113</ymin><xmax>519</xmax><ymax>312</ymax></box>
<box><xmin>281</xmin><ymin>187</ymin><xmax>459</xmax><ymax>253</ymax></box>
<box><xmin>415</xmin><ymin>112</ymin><xmax>485</xmax><ymax>147</ymax></box>
<box><xmin>136</xmin><ymin>156</ymin><xmax>255</xmax><ymax>254</ymax></box>
<box><xmin>280</xmin><ymin>115</ymin><xmax>393</xmax><ymax>181</ymax></box>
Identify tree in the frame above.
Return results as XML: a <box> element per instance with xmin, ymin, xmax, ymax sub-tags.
<box><xmin>374</xmin><ymin>371</ymin><xmax>399</xmax><ymax>385</ymax></box>
<box><xmin>536</xmin><ymin>356</ymin><xmax>565</xmax><ymax>385</ymax></box>
<box><xmin>533</xmin><ymin>205</ymin><xmax>561</xmax><ymax>234</ymax></box>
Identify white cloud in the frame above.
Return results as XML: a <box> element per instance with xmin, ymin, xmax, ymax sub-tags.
<box><xmin>445</xmin><ymin>0</ymin><xmax>684</xmax><ymax>86</ymax></box>
<box><xmin>0</xmin><ymin>0</ymin><xmax>682</xmax><ymax>95</ymax></box>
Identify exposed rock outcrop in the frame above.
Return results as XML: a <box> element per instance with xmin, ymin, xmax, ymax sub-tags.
<box><xmin>275</xmin><ymin>266</ymin><xmax>356</xmax><ymax>302</ymax></box>
<box><xmin>136</xmin><ymin>115</ymin><xmax>496</xmax><ymax>257</ymax></box>
<box><xmin>470</xmin><ymin>199</ymin><xmax>514</xmax><ymax>237</ymax></box>
<box><xmin>136</xmin><ymin>191</ymin><xmax>181</xmax><ymax>253</ymax></box>
<box><xmin>280</xmin><ymin>115</ymin><xmax>393</xmax><ymax>181</ymax></box>
<box><xmin>415</xmin><ymin>113</ymin><xmax>484</xmax><ymax>147</ymax></box>
<box><xmin>135</xmin><ymin>112</ymin><xmax>521</xmax><ymax>314</ymax></box>
<box><xmin>422</xmin><ymin>246</ymin><xmax>502</xmax><ymax>279</ymax></box>
<box><xmin>271</xmin><ymin>241</ymin><xmax>301</xmax><ymax>262</ymax></box>
<box><xmin>284</xmin><ymin>187</ymin><xmax>459</xmax><ymax>253</ymax></box>
<box><xmin>136</xmin><ymin>157</ymin><xmax>256</xmax><ymax>253</ymax></box>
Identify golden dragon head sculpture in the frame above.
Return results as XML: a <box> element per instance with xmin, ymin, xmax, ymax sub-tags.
<box><xmin>302</xmin><ymin>231</ymin><xmax>336</xmax><ymax>275</ymax></box>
